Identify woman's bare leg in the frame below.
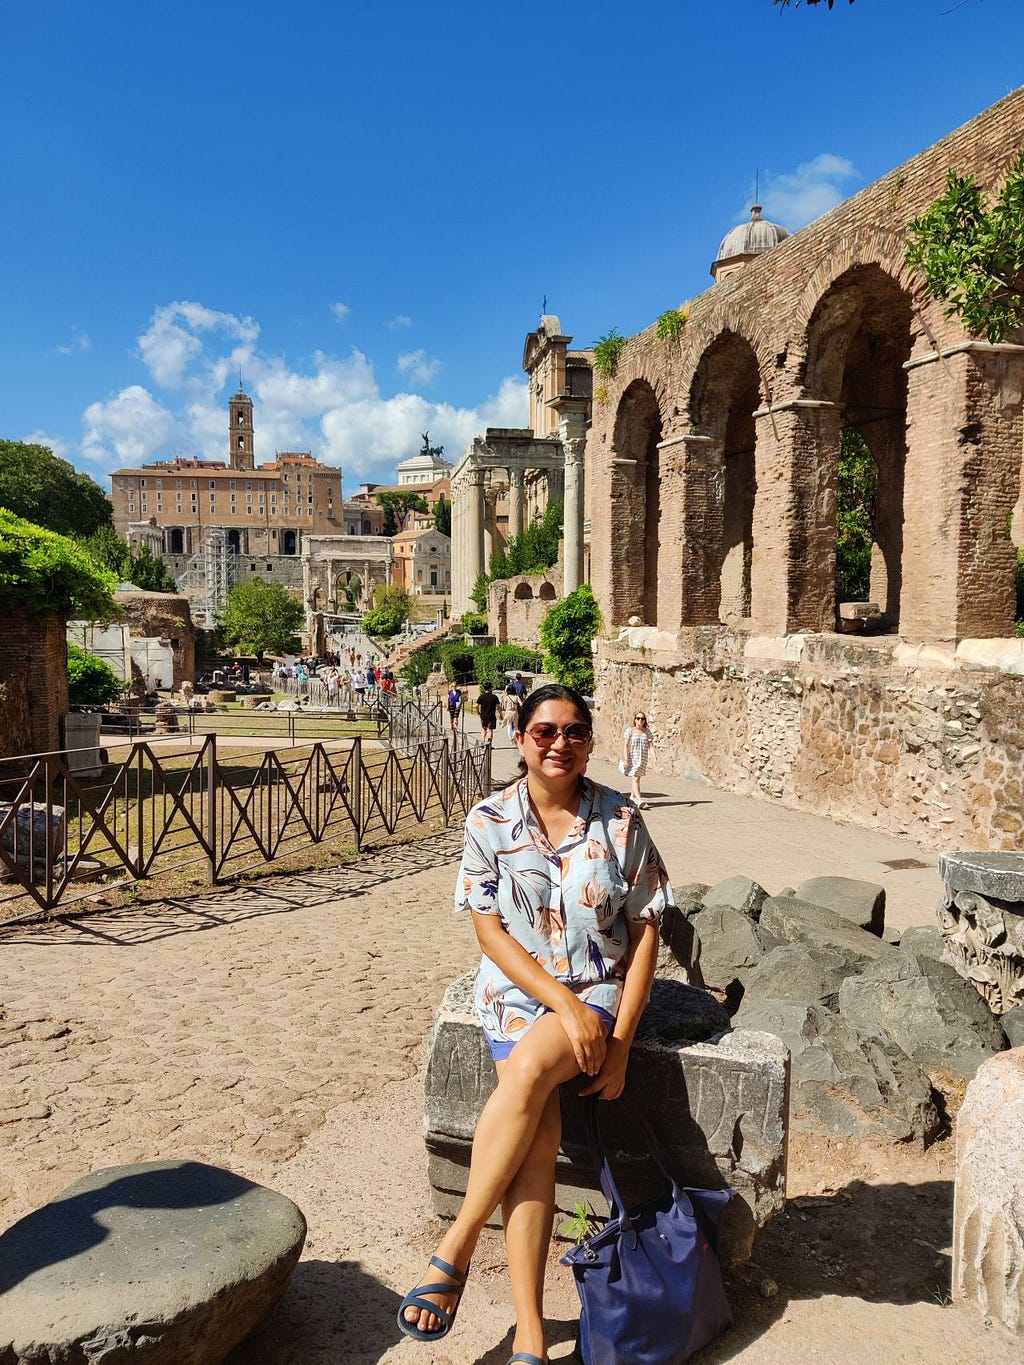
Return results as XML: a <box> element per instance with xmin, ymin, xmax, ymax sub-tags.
<box><xmin>501</xmin><ymin>1081</ymin><xmax>561</xmax><ymax>1362</ymax></box>
<box><xmin>402</xmin><ymin>1013</ymin><xmax>580</xmax><ymax>1335</ymax></box>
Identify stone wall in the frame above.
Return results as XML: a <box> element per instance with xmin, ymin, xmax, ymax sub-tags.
<box><xmin>164</xmin><ymin>553</ymin><xmax>305</xmax><ymax>593</ymax></box>
<box><xmin>0</xmin><ymin>611</ymin><xmax>68</xmax><ymax>760</ymax></box>
<box><xmin>114</xmin><ymin>592</ymin><xmax>196</xmax><ymax>688</ymax></box>
<box><xmin>594</xmin><ymin>630</ymin><xmax>1024</xmax><ymax>850</ymax></box>
<box><xmin>488</xmin><ymin>570</ymin><xmax>561</xmax><ymax>647</ymax></box>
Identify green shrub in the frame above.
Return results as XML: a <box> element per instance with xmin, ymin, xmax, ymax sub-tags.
<box><xmin>539</xmin><ymin>584</ymin><xmax>601</xmax><ymax>694</ymax></box>
<box><xmin>591</xmin><ymin>329</ymin><xmax>627</xmax><ymax>379</ymax></box>
<box><xmin>471</xmin><ymin>645</ymin><xmax>543</xmax><ymax>689</ymax></box>
<box><xmin>460</xmin><ymin>611</ymin><xmax>489</xmax><ymax>635</ymax></box>
<box><xmin>67</xmin><ymin>644</ymin><xmax>124</xmax><ymax>708</ymax></box>
<box><xmin>400</xmin><ymin>640</ymin><xmax>541</xmax><ymax>689</ymax></box>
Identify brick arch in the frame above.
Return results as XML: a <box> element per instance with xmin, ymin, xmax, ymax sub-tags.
<box><xmin>607</xmin><ymin>345</ymin><xmax>674</xmax><ymax>433</ymax></box>
<box><xmin>678</xmin><ymin>310</ymin><xmax>776</xmax><ymax>422</ymax></box>
<box><xmin>610</xmin><ymin>378</ymin><xmax>664</xmax><ymax>626</ymax></box>
<box><xmin>790</xmin><ymin>229</ymin><xmax>911</xmax><ymax>358</ymax></box>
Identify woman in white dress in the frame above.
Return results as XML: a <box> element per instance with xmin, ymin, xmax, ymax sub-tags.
<box><xmin>621</xmin><ymin>712</ymin><xmax>654</xmax><ymax>808</ymax></box>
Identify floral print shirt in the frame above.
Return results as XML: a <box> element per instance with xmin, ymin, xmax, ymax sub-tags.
<box><xmin>455</xmin><ymin>776</ymin><xmax>673</xmax><ymax>1048</ymax></box>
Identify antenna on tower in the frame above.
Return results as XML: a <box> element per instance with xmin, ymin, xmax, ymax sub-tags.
<box><xmin>754</xmin><ymin>169</ymin><xmax>759</xmax><ymax>206</ymax></box>
<box><xmin>238</xmin><ymin>365</ymin><xmax>243</xmax><ymax>393</ymax></box>
<box><xmin>542</xmin><ymin>294</ymin><xmax>547</xmax><ymax>315</ymax></box>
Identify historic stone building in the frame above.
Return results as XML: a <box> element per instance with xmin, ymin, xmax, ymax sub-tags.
<box><xmin>584</xmin><ymin>88</ymin><xmax>1024</xmax><ymax>850</ymax></box>
<box><xmin>450</xmin><ymin>316</ymin><xmax>591</xmax><ymax>614</ymax></box>
<box><xmin>390</xmin><ymin>525</ymin><xmax>451</xmax><ymax>596</ymax></box>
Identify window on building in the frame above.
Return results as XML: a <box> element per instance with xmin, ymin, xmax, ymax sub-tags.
<box><xmin>230</xmin><ymin>481</ymin><xmax>236</xmax><ymax>490</ymax></box>
<box><xmin>175</xmin><ymin>479</ymin><xmax>182</xmax><ymax>489</ymax></box>
<box><xmin>245</xmin><ymin>481</ymin><xmax>251</xmax><ymax>490</ymax></box>
<box><xmin>190</xmin><ymin>480</ymin><xmax>197</xmax><ymax>489</ymax></box>
<box><xmin>246</xmin><ymin>493</ymin><xmax>253</xmax><ymax>503</ymax></box>
<box><xmin>209</xmin><ymin>480</ymin><xmax>215</xmax><ymax>489</ymax></box>
<box><xmin>155</xmin><ymin>478</ymin><xmax>163</xmax><ymax>489</ymax></box>
<box><xmin>140</xmin><ymin>479</ymin><xmax>147</xmax><ymax>488</ymax></box>
<box><xmin>258</xmin><ymin>494</ymin><xmax>264</xmax><ymax>504</ymax></box>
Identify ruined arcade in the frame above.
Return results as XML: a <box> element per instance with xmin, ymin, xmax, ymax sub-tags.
<box><xmin>587</xmin><ymin>89</ymin><xmax>1024</xmax><ymax>851</ymax></box>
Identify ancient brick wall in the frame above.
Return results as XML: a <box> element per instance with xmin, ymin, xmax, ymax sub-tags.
<box><xmin>594</xmin><ymin>632</ymin><xmax>1024</xmax><ymax>850</ymax></box>
<box><xmin>488</xmin><ymin>573</ymin><xmax>561</xmax><ymax>647</ymax></box>
<box><xmin>114</xmin><ymin>592</ymin><xmax>196</xmax><ymax>688</ymax></box>
<box><xmin>0</xmin><ymin>612</ymin><xmax>68</xmax><ymax>759</ymax></box>
<box><xmin>588</xmin><ymin>87</ymin><xmax>1024</xmax><ymax>645</ymax></box>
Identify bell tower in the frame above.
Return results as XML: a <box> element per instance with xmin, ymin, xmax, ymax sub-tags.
<box><xmin>229</xmin><ymin>387</ymin><xmax>255</xmax><ymax>471</ymax></box>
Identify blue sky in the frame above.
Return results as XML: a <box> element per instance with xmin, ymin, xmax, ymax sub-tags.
<box><xmin>2</xmin><ymin>0</ymin><xmax>1022</xmax><ymax>495</ymax></box>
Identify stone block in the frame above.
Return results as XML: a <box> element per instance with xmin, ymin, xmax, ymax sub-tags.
<box><xmin>1002</xmin><ymin>1006</ymin><xmax>1024</xmax><ymax>1050</ymax></box>
<box><xmin>423</xmin><ymin>974</ymin><xmax>789</xmax><ymax>1267</ymax></box>
<box><xmin>839</xmin><ymin>951</ymin><xmax>1007</xmax><ymax>1082</ymax></box>
<box><xmin>0</xmin><ymin>1160</ymin><xmax>306</xmax><ymax>1364</ymax></box>
<box><xmin>898</xmin><ymin>924</ymin><xmax>947</xmax><ymax>961</ymax></box>
<box><xmin>759</xmin><ymin>896</ymin><xmax>894</xmax><ymax>965</ymax></box>
<box><xmin>738</xmin><ymin>999</ymin><xmax>940</xmax><ymax>1145</ymax></box>
<box><xmin>688</xmin><ymin>905</ymin><xmax>777</xmax><ymax>989</ymax></box>
<box><xmin>796</xmin><ymin>876</ymin><xmax>886</xmax><ymax>936</ymax></box>
<box><xmin>701</xmin><ymin>875</ymin><xmax>768</xmax><ymax>919</ymax></box>
<box><xmin>739</xmin><ymin>942</ymin><xmax>864</xmax><ymax>1013</ymax></box>
<box><xmin>954</xmin><ymin>1047</ymin><xmax>1024</xmax><ymax>1336</ymax></box>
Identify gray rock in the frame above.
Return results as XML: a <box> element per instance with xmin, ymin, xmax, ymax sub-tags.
<box><xmin>676</xmin><ymin>882</ymin><xmax>710</xmax><ymax>904</ymax></box>
<box><xmin>898</xmin><ymin>925</ymin><xmax>947</xmax><ymax>961</ymax></box>
<box><xmin>0</xmin><ymin>1161</ymin><xmax>306</xmax><ymax>1365</ymax></box>
<box><xmin>659</xmin><ymin>902</ymin><xmax>703</xmax><ymax>984</ymax></box>
<box><xmin>688</xmin><ymin>906</ymin><xmax>777</xmax><ymax>989</ymax></box>
<box><xmin>739</xmin><ymin>942</ymin><xmax>865</xmax><ymax>1014</ymax></box>
<box><xmin>796</xmin><ymin>876</ymin><xmax>886</xmax><ymax>936</ymax></box>
<box><xmin>702</xmin><ymin>875</ymin><xmax>768</xmax><ymax>919</ymax></box>
<box><xmin>423</xmin><ymin>973</ymin><xmax>789</xmax><ymax>1266</ymax></box>
<box><xmin>635</xmin><ymin>977</ymin><xmax>731</xmax><ymax>1043</ymax></box>
<box><xmin>1001</xmin><ymin>1006</ymin><xmax>1024</xmax><ymax>1050</ymax></box>
<box><xmin>939</xmin><ymin>849</ymin><xmax>1024</xmax><ymax>903</ymax></box>
<box><xmin>759</xmin><ymin>896</ymin><xmax>894</xmax><ymax>965</ymax></box>
<box><xmin>738</xmin><ymin>999</ymin><xmax>940</xmax><ymax>1144</ymax></box>
<box><xmin>839</xmin><ymin>951</ymin><xmax>1007</xmax><ymax>1082</ymax></box>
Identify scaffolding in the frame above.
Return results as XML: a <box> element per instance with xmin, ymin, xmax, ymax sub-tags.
<box><xmin>177</xmin><ymin>528</ymin><xmax>239</xmax><ymax>627</ymax></box>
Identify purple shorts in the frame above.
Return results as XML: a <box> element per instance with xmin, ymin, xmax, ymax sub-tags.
<box><xmin>485</xmin><ymin>1003</ymin><xmax>616</xmax><ymax>1061</ymax></box>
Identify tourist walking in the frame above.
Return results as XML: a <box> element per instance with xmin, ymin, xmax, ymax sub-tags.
<box><xmin>621</xmin><ymin>712</ymin><xmax>654</xmax><ymax>808</ymax></box>
<box><xmin>447</xmin><ymin>683</ymin><xmax>463</xmax><ymax>732</ymax></box>
<box><xmin>503</xmin><ymin>680</ymin><xmax>521</xmax><ymax>741</ymax></box>
<box><xmin>398</xmin><ymin>683</ymin><xmax>671</xmax><ymax>1362</ymax></box>
<box><xmin>477</xmin><ymin>682</ymin><xmax>498</xmax><ymax>744</ymax></box>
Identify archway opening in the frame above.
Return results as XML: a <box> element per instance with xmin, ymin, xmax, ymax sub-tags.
<box><xmin>690</xmin><ymin>332</ymin><xmax>761</xmax><ymax>624</ymax></box>
<box><xmin>226</xmin><ymin>529</ymin><xmax>241</xmax><ymax>553</ymax></box>
<box><xmin>282</xmin><ymin>530</ymin><xmax>297</xmax><ymax>556</ymax></box>
<box><xmin>168</xmin><ymin>528</ymin><xmax>184</xmax><ymax>555</ymax></box>
<box><xmin>804</xmin><ymin>264</ymin><xmax>912</xmax><ymax>630</ymax></box>
<box><xmin>612</xmin><ymin>379</ymin><xmax>663</xmax><ymax>626</ymax></box>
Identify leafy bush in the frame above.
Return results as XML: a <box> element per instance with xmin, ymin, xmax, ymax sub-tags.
<box><xmin>836</xmin><ymin>428</ymin><xmax>877</xmax><ymax>603</ymax></box>
<box><xmin>67</xmin><ymin>644</ymin><xmax>124</xmax><ymax>708</ymax></box>
<box><xmin>0</xmin><ymin>509</ymin><xmax>119</xmax><ymax>619</ymax></box>
<box><xmin>470</xmin><ymin>645</ymin><xmax>543</xmax><ymax>689</ymax></box>
<box><xmin>539</xmin><ymin>584</ymin><xmax>601</xmax><ymax>694</ymax></box>
<box><xmin>460</xmin><ymin>611</ymin><xmax>489</xmax><ymax>635</ymax></box>
<box><xmin>399</xmin><ymin>640</ymin><xmax>541</xmax><ymax>689</ymax></box>
<box><xmin>655</xmin><ymin>308</ymin><xmax>688</xmax><ymax>344</ymax></box>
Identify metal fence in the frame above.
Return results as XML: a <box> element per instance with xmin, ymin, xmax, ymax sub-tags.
<box><xmin>0</xmin><ymin>696</ymin><xmax>490</xmax><ymax>922</ymax></box>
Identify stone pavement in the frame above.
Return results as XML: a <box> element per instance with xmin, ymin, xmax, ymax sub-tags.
<box><xmin>0</xmin><ymin>747</ymin><xmax>968</xmax><ymax>1363</ymax></box>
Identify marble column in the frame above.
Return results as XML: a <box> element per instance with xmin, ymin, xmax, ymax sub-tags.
<box><xmin>466</xmin><ymin>469</ymin><xmax>485</xmax><ymax>601</ymax></box>
<box><xmin>508</xmin><ymin>469</ymin><xmax>524</xmax><ymax>540</ymax></box>
<box><xmin>561</xmin><ymin>423</ymin><xmax>586</xmax><ymax>596</ymax></box>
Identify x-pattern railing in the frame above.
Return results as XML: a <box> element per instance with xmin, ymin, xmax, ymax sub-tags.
<box><xmin>0</xmin><ymin>700</ymin><xmax>489</xmax><ymax>921</ymax></box>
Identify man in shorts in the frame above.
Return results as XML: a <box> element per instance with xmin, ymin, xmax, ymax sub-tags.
<box><xmin>477</xmin><ymin>683</ymin><xmax>498</xmax><ymax>744</ymax></box>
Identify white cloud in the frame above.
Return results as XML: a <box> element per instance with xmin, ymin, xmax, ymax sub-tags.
<box><xmin>330</xmin><ymin>302</ymin><xmax>351</xmax><ymax>322</ymax></box>
<box><xmin>54</xmin><ymin>328</ymin><xmax>91</xmax><ymax>357</ymax></box>
<box><xmin>23</xmin><ymin>429</ymin><xmax>71</xmax><ymax>461</ymax></box>
<box><xmin>138</xmin><ymin>301</ymin><xmax>260</xmax><ymax>388</ymax></box>
<box><xmin>70</xmin><ymin>300</ymin><xmax>531</xmax><ymax>485</ymax></box>
<box><xmin>753</xmin><ymin>153</ymin><xmax>860</xmax><ymax>231</ymax></box>
<box><xmin>384</xmin><ymin>314</ymin><xmax>412</xmax><ymax>330</ymax></box>
<box><xmin>81</xmin><ymin>386</ymin><xmax>177</xmax><ymax>468</ymax></box>
<box><xmin>397</xmin><ymin>349</ymin><xmax>443</xmax><ymax>385</ymax></box>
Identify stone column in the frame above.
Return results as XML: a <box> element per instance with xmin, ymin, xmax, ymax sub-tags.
<box><xmin>561</xmin><ymin>419</ymin><xmax>586</xmax><ymax>597</ymax></box>
<box><xmin>466</xmin><ymin>469</ymin><xmax>485</xmax><ymax>605</ymax></box>
<box><xmin>938</xmin><ymin>850</ymin><xmax>1024</xmax><ymax>1015</ymax></box>
<box><xmin>902</xmin><ymin>342</ymin><xmax>1024</xmax><ymax>642</ymax></box>
<box><xmin>954</xmin><ymin>1048</ymin><xmax>1024</xmax><ymax>1336</ymax></box>
<box><xmin>751</xmin><ymin>399</ymin><xmax>841</xmax><ymax>636</ymax></box>
<box><xmin>508</xmin><ymin>469</ymin><xmax>524</xmax><ymax>541</ymax></box>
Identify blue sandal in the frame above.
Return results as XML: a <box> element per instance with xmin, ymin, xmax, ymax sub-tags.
<box><xmin>396</xmin><ymin>1254</ymin><xmax>469</xmax><ymax>1341</ymax></box>
<box><xmin>508</xmin><ymin>1355</ymin><xmax>546</xmax><ymax>1365</ymax></box>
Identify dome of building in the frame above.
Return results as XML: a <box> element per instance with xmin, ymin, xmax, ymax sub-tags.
<box><xmin>712</xmin><ymin>205</ymin><xmax>791</xmax><ymax>281</ymax></box>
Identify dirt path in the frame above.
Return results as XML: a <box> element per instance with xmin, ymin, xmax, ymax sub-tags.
<box><xmin>1</xmin><ymin>769</ymin><xmax>1017</xmax><ymax>1363</ymax></box>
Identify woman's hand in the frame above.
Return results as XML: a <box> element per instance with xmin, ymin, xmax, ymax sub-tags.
<box><xmin>579</xmin><ymin>1036</ymin><xmax>630</xmax><ymax>1100</ymax></box>
<box><xmin>555</xmin><ymin>998</ymin><xmax>608</xmax><ymax>1077</ymax></box>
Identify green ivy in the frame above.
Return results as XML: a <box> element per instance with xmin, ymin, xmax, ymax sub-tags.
<box><xmin>655</xmin><ymin>308</ymin><xmax>688</xmax><ymax>344</ymax></box>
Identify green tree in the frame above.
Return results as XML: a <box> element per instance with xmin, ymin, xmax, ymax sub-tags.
<box><xmin>67</xmin><ymin>643</ymin><xmax>124</xmax><ymax>708</ymax></box>
<box><xmin>539</xmin><ymin>583</ymin><xmax>602</xmax><ymax>695</ymax></box>
<box><xmin>0</xmin><ymin>441</ymin><xmax>113</xmax><ymax>538</ymax></box>
<box><xmin>0</xmin><ymin>509</ymin><xmax>119</xmax><ymax>619</ymax></box>
<box><xmin>836</xmin><ymin>428</ymin><xmax>877</xmax><ymax>603</ymax></box>
<box><xmin>362</xmin><ymin>583</ymin><xmax>414</xmax><ymax>639</ymax></box>
<box><xmin>376</xmin><ymin>490</ymin><xmax>429</xmax><ymax>536</ymax></box>
<box><xmin>219</xmin><ymin>579</ymin><xmax>305</xmax><ymax>658</ymax></box>
<box><xmin>433</xmin><ymin>493</ymin><xmax>451</xmax><ymax>536</ymax></box>
<box><xmin>475</xmin><ymin>501</ymin><xmax>565</xmax><ymax>605</ymax></box>
<box><xmin>81</xmin><ymin>524</ymin><xmax>177</xmax><ymax>593</ymax></box>
<box><xmin>906</xmin><ymin>154</ymin><xmax>1024</xmax><ymax>343</ymax></box>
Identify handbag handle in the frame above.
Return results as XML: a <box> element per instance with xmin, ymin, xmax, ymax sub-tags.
<box><xmin>584</xmin><ymin>1096</ymin><xmax>688</xmax><ymax>1234</ymax></box>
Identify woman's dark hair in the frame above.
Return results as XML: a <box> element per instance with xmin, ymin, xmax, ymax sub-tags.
<box><xmin>506</xmin><ymin>683</ymin><xmax>594</xmax><ymax>784</ymax></box>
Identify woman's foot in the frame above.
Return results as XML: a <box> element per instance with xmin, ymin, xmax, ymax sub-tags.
<box><xmin>396</xmin><ymin>1254</ymin><xmax>469</xmax><ymax>1341</ymax></box>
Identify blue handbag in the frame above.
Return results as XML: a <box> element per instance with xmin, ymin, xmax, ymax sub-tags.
<box><xmin>560</xmin><ymin>1098</ymin><xmax>733</xmax><ymax>1365</ymax></box>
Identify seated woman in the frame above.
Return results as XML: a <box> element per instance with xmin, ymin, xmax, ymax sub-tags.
<box><xmin>398</xmin><ymin>683</ymin><xmax>672</xmax><ymax>1365</ymax></box>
